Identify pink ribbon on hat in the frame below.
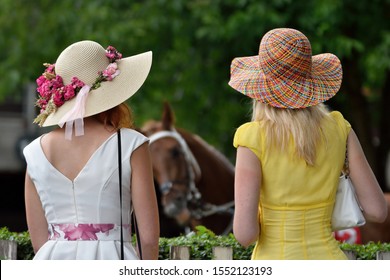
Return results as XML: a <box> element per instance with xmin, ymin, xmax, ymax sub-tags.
<box><xmin>58</xmin><ymin>85</ymin><xmax>91</xmax><ymax>140</ymax></box>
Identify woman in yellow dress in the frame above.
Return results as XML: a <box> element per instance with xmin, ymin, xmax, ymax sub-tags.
<box><xmin>229</xmin><ymin>28</ymin><xmax>387</xmax><ymax>259</ymax></box>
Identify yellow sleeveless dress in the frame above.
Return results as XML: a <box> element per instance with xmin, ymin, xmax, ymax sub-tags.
<box><xmin>233</xmin><ymin>111</ymin><xmax>350</xmax><ymax>260</ymax></box>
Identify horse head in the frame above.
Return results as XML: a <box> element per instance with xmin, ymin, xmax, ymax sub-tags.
<box><xmin>141</xmin><ymin>102</ymin><xmax>202</xmax><ymax>228</ymax></box>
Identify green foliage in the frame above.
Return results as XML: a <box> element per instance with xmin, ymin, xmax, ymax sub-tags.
<box><xmin>1</xmin><ymin>0</ymin><xmax>390</xmax><ymax>164</ymax></box>
<box><xmin>0</xmin><ymin>227</ymin><xmax>34</xmax><ymax>260</ymax></box>
<box><xmin>159</xmin><ymin>225</ymin><xmax>253</xmax><ymax>260</ymax></box>
<box><xmin>340</xmin><ymin>241</ymin><xmax>390</xmax><ymax>260</ymax></box>
<box><xmin>2</xmin><ymin>226</ymin><xmax>390</xmax><ymax>260</ymax></box>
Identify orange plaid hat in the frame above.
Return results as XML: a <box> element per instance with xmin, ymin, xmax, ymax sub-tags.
<box><xmin>228</xmin><ymin>28</ymin><xmax>342</xmax><ymax>108</ymax></box>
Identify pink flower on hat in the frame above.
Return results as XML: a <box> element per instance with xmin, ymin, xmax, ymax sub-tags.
<box><xmin>70</xmin><ymin>77</ymin><xmax>85</xmax><ymax>90</ymax></box>
<box><xmin>63</xmin><ymin>85</ymin><xmax>76</xmax><ymax>101</ymax></box>
<box><xmin>102</xmin><ymin>63</ymin><xmax>120</xmax><ymax>81</ymax></box>
<box><xmin>36</xmin><ymin>76</ymin><xmax>46</xmax><ymax>87</ymax></box>
<box><xmin>106</xmin><ymin>46</ymin><xmax>122</xmax><ymax>62</ymax></box>
<box><xmin>33</xmin><ymin>46</ymin><xmax>123</xmax><ymax>127</ymax></box>
<box><xmin>37</xmin><ymin>98</ymin><xmax>48</xmax><ymax>110</ymax></box>
<box><xmin>52</xmin><ymin>89</ymin><xmax>65</xmax><ymax>107</ymax></box>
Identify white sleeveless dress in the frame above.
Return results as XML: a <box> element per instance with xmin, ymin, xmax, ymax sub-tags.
<box><xmin>23</xmin><ymin>128</ymin><xmax>148</xmax><ymax>260</ymax></box>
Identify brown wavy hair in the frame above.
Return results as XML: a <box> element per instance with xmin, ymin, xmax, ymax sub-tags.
<box><xmin>95</xmin><ymin>103</ymin><xmax>134</xmax><ymax>130</ymax></box>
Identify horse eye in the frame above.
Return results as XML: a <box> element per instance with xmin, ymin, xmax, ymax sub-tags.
<box><xmin>171</xmin><ymin>146</ymin><xmax>182</xmax><ymax>158</ymax></box>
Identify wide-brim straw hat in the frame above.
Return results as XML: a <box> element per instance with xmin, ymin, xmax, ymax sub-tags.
<box><xmin>42</xmin><ymin>40</ymin><xmax>152</xmax><ymax>127</ymax></box>
<box><xmin>228</xmin><ymin>28</ymin><xmax>342</xmax><ymax>109</ymax></box>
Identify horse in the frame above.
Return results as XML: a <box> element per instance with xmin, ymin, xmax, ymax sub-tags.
<box><xmin>141</xmin><ymin>102</ymin><xmax>235</xmax><ymax>236</ymax></box>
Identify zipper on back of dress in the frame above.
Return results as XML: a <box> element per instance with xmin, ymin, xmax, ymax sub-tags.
<box><xmin>72</xmin><ymin>182</ymin><xmax>79</xmax><ymax>222</ymax></box>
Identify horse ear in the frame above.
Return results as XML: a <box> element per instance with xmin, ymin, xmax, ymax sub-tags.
<box><xmin>162</xmin><ymin>101</ymin><xmax>175</xmax><ymax>130</ymax></box>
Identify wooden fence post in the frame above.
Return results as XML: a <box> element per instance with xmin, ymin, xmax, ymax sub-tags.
<box><xmin>0</xmin><ymin>240</ymin><xmax>17</xmax><ymax>260</ymax></box>
<box><xmin>167</xmin><ymin>246</ymin><xmax>390</xmax><ymax>260</ymax></box>
<box><xmin>376</xmin><ymin>251</ymin><xmax>390</xmax><ymax>260</ymax></box>
<box><xmin>170</xmin><ymin>246</ymin><xmax>190</xmax><ymax>260</ymax></box>
<box><xmin>212</xmin><ymin>246</ymin><xmax>233</xmax><ymax>260</ymax></box>
<box><xmin>342</xmin><ymin>250</ymin><xmax>357</xmax><ymax>260</ymax></box>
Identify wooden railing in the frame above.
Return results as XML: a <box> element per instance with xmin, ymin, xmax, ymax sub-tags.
<box><xmin>0</xmin><ymin>240</ymin><xmax>17</xmax><ymax>260</ymax></box>
<box><xmin>168</xmin><ymin>245</ymin><xmax>390</xmax><ymax>260</ymax></box>
<box><xmin>342</xmin><ymin>249</ymin><xmax>390</xmax><ymax>260</ymax></box>
<box><xmin>1</xmin><ymin>241</ymin><xmax>389</xmax><ymax>260</ymax></box>
<box><xmin>170</xmin><ymin>246</ymin><xmax>233</xmax><ymax>260</ymax></box>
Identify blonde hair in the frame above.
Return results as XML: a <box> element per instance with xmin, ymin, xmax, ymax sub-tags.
<box><xmin>252</xmin><ymin>101</ymin><xmax>330</xmax><ymax>166</ymax></box>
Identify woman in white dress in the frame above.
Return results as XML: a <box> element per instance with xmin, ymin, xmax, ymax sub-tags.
<box><xmin>23</xmin><ymin>40</ymin><xmax>159</xmax><ymax>260</ymax></box>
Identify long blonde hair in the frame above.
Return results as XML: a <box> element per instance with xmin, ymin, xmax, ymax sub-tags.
<box><xmin>252</xmin><ymin>101</ymin><xmax>330</xmax><ymax>166</ymax></box>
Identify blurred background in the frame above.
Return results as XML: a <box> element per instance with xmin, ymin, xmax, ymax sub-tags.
<box><xmin>1</xmin><ymin>0</ymin><xmax>389</xmax><ymax>233</ymax></box>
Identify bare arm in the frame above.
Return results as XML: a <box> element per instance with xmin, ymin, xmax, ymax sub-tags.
<box><xmin>233</xmin><ymin>146</ymin><xmax>261</xmax><ymax>248</ymax></box>
<box><xmin>131</xmin><ymin>142</ymin><xmax>160</xmax><ymax>259</ymax></box>
<box><xmin>24</xmin><ymin>171</ymin><xmax>48</xmax><ymax>253</ymax></box>
<box><xmin>348</xmin><ymin>129</ymin><xmax>388</xmax><ymax>223</ymax></box>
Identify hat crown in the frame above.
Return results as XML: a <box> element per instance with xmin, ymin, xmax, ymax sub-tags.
<box><xmin>259</xmin><ymin>28</ymin><xmax>312</xmax><ymax>80</ymax></box>
<box><xmin>55</xmin><ymin>40</ymin><xmax>109</xmax><ymax>85</ymax></box>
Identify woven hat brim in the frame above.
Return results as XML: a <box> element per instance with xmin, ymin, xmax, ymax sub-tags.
<box><xmin>228</xmin><ymin>53</ymin><xmax>342</xmax><ymax>108</ymax></box>
<box><xmin>42</xmin><ymin>51</ymin><xmax>152</xmax><ymax>127</ymax></box>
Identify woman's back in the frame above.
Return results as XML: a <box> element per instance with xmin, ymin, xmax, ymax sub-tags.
<box><xmin>24</xmin><ymin>40</ymin><xmax>159</xmax><ymax>260</ymax></box>
<box><xmin>24</xmin><ymin>126</ymin><xmax>148</xmax><ymax>259</ymax></box>
<box><xmin>234</xmin><ymin>111</ymin><xmax>349</xmax><ymax>259</ymax></box>
<box><xmin>229</xmin><ymin>27</ymin><xmax>387</xmax><ymax>261</ymax></box>
<box><xmin>40</xmin><ymin>120</ymin><xmax>116</xmax><ymax>181</ymax></box>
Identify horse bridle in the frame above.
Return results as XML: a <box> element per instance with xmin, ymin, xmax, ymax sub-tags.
<box><xmin>148</xmin><ymin>129</ymin><xmax>202</xmax><ymax>203</ymax></box>
<box><xmin>148</xmin><ymin>129</ymin><xmax>235</xmax><ymax>230</ymax></box>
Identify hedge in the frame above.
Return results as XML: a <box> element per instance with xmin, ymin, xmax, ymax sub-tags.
<box><xmin>1</xmin><ymin>226</ymin><xmax>389</xmax><ymax>260</ymax></box>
